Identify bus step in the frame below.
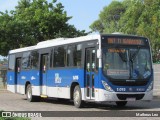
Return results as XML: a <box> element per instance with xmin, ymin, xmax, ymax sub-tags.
<box><xmin>40</xmin><ymin>95</ymin><xmax>48</xmax><ymax>98</ymax></box>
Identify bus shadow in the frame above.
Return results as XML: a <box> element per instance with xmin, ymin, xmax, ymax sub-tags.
<box><xmin>81</xmin><ymin>102</ymin><xmax>145</xmax><ymax>110</ymax></box>
<box><xmin>41</xmin><ymin>98</ymin><xmax>74</xmax><ymax>106</ymax></box>
<box><xmin>22</xmin><ymin>97</ymin><xmax>160</xmax><ymax>110</ymax></box>
<box><xmin>83</xmin><ymin>99</ymin><xmax>160</xmax><ymax>110</ymax></box>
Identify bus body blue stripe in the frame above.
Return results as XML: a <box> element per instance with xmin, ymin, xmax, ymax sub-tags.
<box><xmin>7</xmin><ymin>68</ymin><xmax>99</xmax><ymax>88</ymax></box>
<box><xmin>7</xmin><ymin>68</ymin><xmax>153</xmax><ymax>93</ymax></box>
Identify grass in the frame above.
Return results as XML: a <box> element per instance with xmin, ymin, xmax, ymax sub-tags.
<box><xmin>0</xmin><ymin>111</ymin><xmax>31</xmax><ymax>120</ymax></box>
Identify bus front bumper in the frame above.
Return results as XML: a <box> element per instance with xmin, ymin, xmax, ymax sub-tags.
<box><xmin>97</xmin><ymin>89</ymin><xmax>153</xmax><ymax>102</ymax></box>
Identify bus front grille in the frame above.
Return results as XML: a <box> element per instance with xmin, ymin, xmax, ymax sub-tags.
<box><xmin>111</xmin><ymin>81</ymin><xmax>148</xmax><ymax>86</ymax></box>
<box><xmin>116</xmin><ymin>94</ymin><xmax>145</xmax><ymax>100</ymax></box>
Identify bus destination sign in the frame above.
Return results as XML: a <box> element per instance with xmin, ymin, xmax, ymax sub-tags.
<box><xmin>107</xmin><ymin>38</ymin><xmax>145</xmax><ymax>45</ymax></box>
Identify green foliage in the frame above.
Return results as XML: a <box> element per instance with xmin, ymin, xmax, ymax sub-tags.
<box><xmin>0</xmin><ymin>0</ymin><xmax>87</xmax><ymax>56</ymax></box>
<box><xmin>90</xmin><ymin>0</ymin><xmax>160</xmax><ymax>62</ymax></box>
<box><xmin>90</xmin><ymin>1</ymin><xmax>126</xmax><ymax>33</ymax></box>
<box><xmin>0</xmin><ymin>117</ymin><xmax>30</xmax><ymax>120</ymax></box>
<box><xmin>0</xmin><ymin>111</ymin><xmax>31</xmax><ymax>120</ymax></box>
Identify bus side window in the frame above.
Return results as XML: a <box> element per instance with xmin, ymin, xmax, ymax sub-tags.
<box><xmin>50</xmin><ymin>49</ymin><xmax>53</xmax><ymax>68</ymax></box>
<box><xmin>53</xmin><ymin>46</ymin><xmax>66</xmax><ymax>67</ymax></box>
<box><xmin>67</xmin><ymin>46</ymin><xmax>71</xmax><ymax>66</ymax></box>
<box><xmin>30</xmin><ymin>51</ymin><xmax>39</xmax><ymax>69</ymax></box>
<box><xmin>22</xmin><ymin>52</ymin><xmax>30</xmax><ymax>70</ymax></box>
<box><xmin>73</xmin><ymin>44</ymin><xmax>82</xmax><ymax>67</ymax></box>
<box><xmin>53</xmin><ymin>48</ymin><xmax>59</xmax><ymax>67</ymax></box>
<box><xmin>67</xmin><ymin>45</ymin><xmax>75</xmax><ymax>67</ymax></box>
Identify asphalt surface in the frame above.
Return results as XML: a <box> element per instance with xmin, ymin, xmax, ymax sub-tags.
<box><xmin>0</xmin><ymin>90</ymin><xmax>160</xmax><ymax>120</ymax></box>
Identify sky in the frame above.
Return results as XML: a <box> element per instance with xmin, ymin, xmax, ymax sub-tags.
<box><xmin>0</xmin><ymin>0</ymin><xmax>113</xmax><ymax>32</ymax></box>
<box><xmin>0</xmin><ymin>0</ymin><xmax>113</xmax><ymax>58</ymax></box>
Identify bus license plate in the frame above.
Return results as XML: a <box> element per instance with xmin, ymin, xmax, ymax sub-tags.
<box><xmin>126</xmin><ymin>98</ymin><xmax>136</xmax><ymax>101</ymax></box>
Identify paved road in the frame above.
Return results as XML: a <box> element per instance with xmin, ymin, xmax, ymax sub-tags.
<box><xmin>0</xmin><ymin>90</ymin><xmax>160</xmax><ymax>111</ymax></box>
<box><xmin>0</xmin><ymin>90</ymin><xmax>160</xmax><ymax>119</ymax></box>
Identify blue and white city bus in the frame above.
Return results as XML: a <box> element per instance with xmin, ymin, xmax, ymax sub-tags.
<box><xmin>7</xmin><ymin>34</ymin><xmax>153</xmax><ymax>108</ymax></box>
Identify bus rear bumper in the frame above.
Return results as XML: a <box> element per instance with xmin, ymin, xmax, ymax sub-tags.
<box><xmin>97</xmin><ymin>89</ymin><xmax>153</xmax><ymax>102</ymax></box>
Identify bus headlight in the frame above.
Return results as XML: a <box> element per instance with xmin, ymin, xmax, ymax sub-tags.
<box><xmin>102</xmin><ymin>80</ymin><xmax>114</xmax><ymax>92</ymax></box>
<box><xmin>146</xmin><ymin>81</ymin><xmax>153</xmax><ymax>92</ymax></box>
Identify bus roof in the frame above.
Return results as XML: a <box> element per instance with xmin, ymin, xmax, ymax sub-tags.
<box><xmin>9</xmin><ymin>46</ymin><xmax>36</xmax><ymax>54</ymax></box>
<box><xmin>9</xmin><ymin>34</ymin><xmax>100</xmax><ymax>54</ymax></box>
<box><xmin>9</xmin><ymin>33</ymin><xmax>147</xmax><ymax>54</ymax></box>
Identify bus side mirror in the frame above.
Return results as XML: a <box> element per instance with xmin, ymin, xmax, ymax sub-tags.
<box><xmin>97</xmin><ymin>49</ymin><xmax>102</xmax><ymax>59</ymax></box>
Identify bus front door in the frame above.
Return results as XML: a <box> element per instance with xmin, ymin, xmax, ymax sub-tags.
<box><xmin>40</xmin><ymin>54</ymin><xmax>48</xmax><ymax>96</ymax></box>
<box><xmin>85</xmin><ymin>48</ymin><xmax>96</xmax><ymax>100</ymax></box>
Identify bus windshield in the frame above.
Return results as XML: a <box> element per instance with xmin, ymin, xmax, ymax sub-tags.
<box><xmin>102</xmin><ymin>47</ymin><xmax>152</xmax><ymax>80</ymax></box>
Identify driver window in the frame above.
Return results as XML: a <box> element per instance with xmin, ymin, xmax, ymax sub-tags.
<box><xmin>138</xmin><ymin>50</ymin><xmax>151</xmax><ymax>70</ymax></box>
<box><xmin>133</xmin><ymin>49</ymin><xmax>151</xmax><ymax>79</ymax></box>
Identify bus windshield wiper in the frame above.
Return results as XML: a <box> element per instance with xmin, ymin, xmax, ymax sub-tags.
<box><xmin>119</xmin><ymin>52</ymin><xmax>127</xmax><ymax>62</ymax></box>
<box><xmin>130</xmin><ymin>46</ymin><xmax>141</xmax><ymax>63</ymax></box>
<box><xmin>116</xmin><ymin>47</ymin><xmax>127</xmax><ymax>62</ymax></box>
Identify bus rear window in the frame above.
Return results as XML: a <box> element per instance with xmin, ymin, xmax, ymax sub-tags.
<box><xmin>8</xmin><ymin>54</ymin><xmax>15</xmax><ymax>71</ymax></box>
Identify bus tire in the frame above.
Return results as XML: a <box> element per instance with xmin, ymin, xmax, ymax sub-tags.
<box><xmin>73</xmin><ymin>85</ymin><xmax>84</xmax><ymax>108</ymax></box>
<box><xmin>116</xmin><ymin>101</ymin><xmax>127</xmax><ymax>107</ymax></box>
<box><xmin>26</xmin><ymin>84</ymin><xmax>38</xmax><ymax>102</ymax></box>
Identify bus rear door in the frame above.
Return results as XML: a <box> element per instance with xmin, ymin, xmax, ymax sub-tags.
<box><xmin>40</xmin><ymin>54</ymin><xmax>48</xmax><ymax>96</ymax></box>
<box><xmin>15</xmin><ymin>57</ymin><xmax>21</xmax><ymax>93</ymax></box>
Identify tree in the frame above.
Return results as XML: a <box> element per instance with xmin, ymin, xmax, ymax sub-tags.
<box><xmin>90</xmin><ymin>0</ymin><xmax>160</xmax><ymax>62</ymax></box>
<box><xmin>90</xmin><ymin>1</ymin><xmax>126</xmax><ymax>33</ymax></box>
<box><xmin>136</xmin><ymin>0</ymin><xmax>160</xmax><ymax>62</ymax></box>
<box><xmin>0</xmin><ymin>11</ymin><xmax>16</xmax><ymax>56</ymax></box>
<box><xmin>118</xmin><ymin>0</ymin><xmax>144</xmax><ymax>34</ymax></box>
<box><xmin>0</xmin><ymin>0</ymin><xmax>87</xmax><ymax>56</ymax></box>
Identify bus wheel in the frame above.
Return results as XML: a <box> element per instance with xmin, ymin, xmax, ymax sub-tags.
<box><xmin>116</xmin><ymin>101</ymin><xmax>127</xmax><ymax>107</ymax></box>
<box><xmin>73</xmin><ymin>85</ymin><xmax>84</xmax><ymax>108</ymax></box>
<box><xmin>26</xmin><ymin>84</ymin><xmax>37</xmax><ymax>102</ymax></box>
